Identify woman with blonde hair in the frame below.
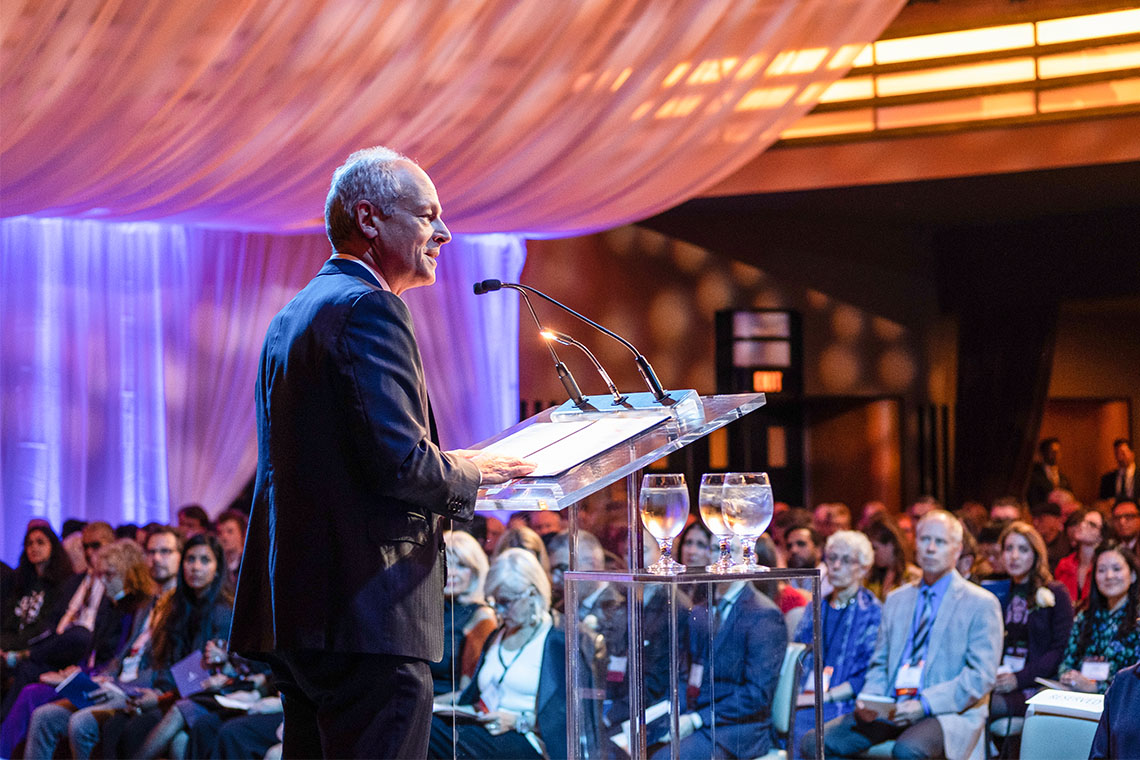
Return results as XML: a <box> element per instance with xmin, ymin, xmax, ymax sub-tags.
<box><xmin>989</xmin><ymin>521</ymin><xmax>1074</xmax><ymax>757</ymax></box>
<box><xmin>433</xmin><ymin>531</ymin><xmax>497</xmax><ymax>696</ymax></box>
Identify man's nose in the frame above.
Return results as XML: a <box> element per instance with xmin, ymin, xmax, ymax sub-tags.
<box><xmin>433</xmin><ymin>219</ymin><xmax>451</xmax><ymax>244</ymax></box>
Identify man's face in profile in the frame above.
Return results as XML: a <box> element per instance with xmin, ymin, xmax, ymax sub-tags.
<box><xmin>371</xmin><ymin>163</ymin><xmax>451</xmax><ymax>294</ymax></box>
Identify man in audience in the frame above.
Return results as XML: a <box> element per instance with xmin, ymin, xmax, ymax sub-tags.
<box><xmin>907</xmin><ymin>496</ymin><xmax>940</xmax><ymax>525</ymax></box>
<box><xmin>145</xmin><ymin>526</ymin><xmax>183</xmax><ymax>593</ymax></box>
<box><xmin>1031</xmin><ymin>501</ymin><xmax>1070</xmax><ymax>570</ymax></box>
<box><xmin>785</xmin><ymin>526</ymin><xmax>823</xmax><ymax>592</ymax></box>
<box><xmin>529</xmin><ymin>510</ymin><xmax>564</xmax><ymax>540</ymax></box>
<box><xmin>176</xmin><ymin>504</ymin><xmax>211</xmax><ymax>537</ymax></box>
<box><xmin>1027</xmin><ymin>437</ymin><xmax>1071</xmax><ymax>508</ymax></box>
<box><xmin>806</xmin><ymin>510</ymin><xmax>1002</xmax><ymax>760</ymax></box>
<box><xmin>989</xmin><ymin>496</ymin><xmax>1024</xmax><ymax>524</ymax></box>
<box><xmin>215</xmin><ymin>509</ymin><xmax>248</xmax><ymax>577</ymax></box>
<box><xmin>770</xmin><ymin>508</ymin><xmax>811</xmax><ymax>567</ymax></box>
<box><xmin>1099</xmin><ymin>438</ymin><xmax>1136</xmax><ymax>502</ymax></box>
<box><xmin>858</xmin><ymin>501</ymin><xmax>888</xmax><ymax>532</ymax></box>
<box><xmin>975</xmin><ymin>521</ymin><xmax>1008</xmax><ymax>580</ymax></box>
<box><xmin>1111</xmin><ymin>498</ymin><xmax>1139</xmax><ymax>553</ymax></box>
<box><xmin>1047</xmin><ymin>488</ymin><xmax>1082</xmax><ymax>522</ymax></box>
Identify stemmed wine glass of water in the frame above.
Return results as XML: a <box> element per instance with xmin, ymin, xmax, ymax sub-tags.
<box><xmin>639</xmin><ymin>473</ymin><xmax>689</xmax><ymax>574</ymax></box>
<box><xmin>721</xmin><ymin>472</ymin><xmax>774</xmax><ymax>572</ymax></box>
<box><xmin>698</xmin><ymin>473</ymin><xmax>734</xmax><ymax>573</ymax></box>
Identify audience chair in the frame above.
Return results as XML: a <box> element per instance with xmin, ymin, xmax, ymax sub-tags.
<box><xmin>756</xmin><ymin>642</ymin><xmax>808</xmax><ymax>760</ymax></box>
<box><xmin>1019</xmin><ymin>689</ymin><xmax>1103</xmax><ymax>760</ymax></box>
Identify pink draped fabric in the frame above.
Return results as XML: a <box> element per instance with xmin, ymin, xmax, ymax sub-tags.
<box><xmin>1</xmin><ymin>0</ymin><xmax>903</xmax><ymax>235</ymax></box>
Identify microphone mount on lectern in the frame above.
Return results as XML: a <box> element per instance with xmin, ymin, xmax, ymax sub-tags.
<box><xmin>473</xmin><ymin>279</ymin><xmax>673</xmax><ymax>405</ymax></box>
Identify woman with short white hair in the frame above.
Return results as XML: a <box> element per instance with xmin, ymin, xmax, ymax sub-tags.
<box><xmin>793</xmin><ymin>530</ymin><xmax>883</xmax><ymax>759</ymax></box>
<box><xmin>428</xmin><ymin>548</ymin><xmax>578</xmax><ymax>760</ymax></box>
<box><xmin>432</xmin><ymin>531</ymin><xmax>496</xmax><ymax>696</ymax></box>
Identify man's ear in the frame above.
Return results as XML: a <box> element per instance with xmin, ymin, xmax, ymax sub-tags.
<box><xmin>355</xmin><ymin>201</ymin><xmax>382</xmax><ymax>240</ymax></box>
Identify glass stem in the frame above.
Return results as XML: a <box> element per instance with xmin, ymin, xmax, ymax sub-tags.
<box><xmin>742</xmin><ymin>538</ymin><xmax>755</xmax><ymax>566</ymax></box>
<box><xmin>661</xmin><ymin>537</ymin><xmax>673</xmax><ymax>560</ymax></box>
<box><xmin>719</xmin><ymin>537</ymin><xmax>731</xmax><ymax>563</ymax></box>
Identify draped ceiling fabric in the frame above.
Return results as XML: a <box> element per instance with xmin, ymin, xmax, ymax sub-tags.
<box><xmin>1</xmin><ymin>0</ymin><xmax>905</xmax><ymax>551</ymax></box>
<box><xmin>1</xmin><ymin>0</ymin><xmax>904</xmax><ymax>235</ymax></box>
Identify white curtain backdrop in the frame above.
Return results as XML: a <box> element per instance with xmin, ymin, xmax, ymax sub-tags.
<box><xmin>0</xmin><ymin>217</ymin><xmax>525</xmax><ymax>558</ymax></box>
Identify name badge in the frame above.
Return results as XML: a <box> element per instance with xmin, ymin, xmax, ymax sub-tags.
<box><xmin>894</xmin><ymin>661</ymin><xmax>923</xmax><ymax>694</ymax></box>
<box><xmin>1080</xmin><ymin>659</ymin><xmax>1110</xmax><ymax>682</ymax></box>
<box><xmin>607</xmin><ymin>655</ymin><xmax>627</xmax><ymax>683</ymax></box>
<box><xmin>688</xmin><ymin>663</ymin><xmax>704</xmax><ymax>690</ymax></box>
<box><xmin>119</xmin><ymin>655</ymin><xmax>142</xmax><ymax>683</ymax></box>
<box><xmin>999</xmin><ymin>654</ymin><xmax>1026</xmax><ymax>675</ymax></box>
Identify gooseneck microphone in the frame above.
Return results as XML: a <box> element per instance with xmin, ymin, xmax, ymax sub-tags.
<box><xmin>475</xmin><ymin>280</ymin><xmax>586</xmax><ymax>408</ymax></box>
<box><xmin>541</xmin><ymin>329</ymin><xmax>626</xmax><ymax>406</ymax></box>
<box><xmin>473</xmin><ymin>279</ymin><xmax>671</xmax><ymax>403</ymax></box>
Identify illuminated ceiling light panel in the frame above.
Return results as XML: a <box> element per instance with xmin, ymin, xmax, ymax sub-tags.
<box><xmin>779</xmin><ymin>108</ymin><xmax>875</xmax><ymax>138</ymax></box>
<box><xmin>818</xmin><ymin>75</ymin><xmax>875</xmax><ymax>103</ymax></box>
<box><xmin>735</xmin><ymin>85</ymin><xmax>798</xmax><ymax>111</ymax></box>
<box><xmin>766</xmin><ymin>47</ymin><xmax>830</xmax><ymax>76</ymax></box>
<box><xmin>874</xmin><ymin>23</ymin><xmax>1035</xmax><ymax>65</ymax></box>
<box><xmin>876</xmin><ymin>91</ymin><xmax>1035</xmax><ymax>129</ymax></box>
<box><xmin>1036</xmin><ymin>8</ymin><xmax>1140</xmax><ymax>45</ymax></box>
<box><xmin>876</xmin><ymin>57</ymin><xmax>1036</xmax><ymax>97</ymax></box>
<box><xmin>1037</xmin><ymin>42</ymin><xmax>1140</xmax><ymax>79</ymax></box>
<box><xmin>1037</xmin><ymin>76</ymin><xmax>1140</xmax><ymax>112</ymax></box>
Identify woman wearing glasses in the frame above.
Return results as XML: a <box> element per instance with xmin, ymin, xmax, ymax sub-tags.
<box><xmin>429</xmin><ymin>548</ymin><xmax>577</xmax><ymax>760</ymax></box>
<box><xmin>793</xmin><ymin>530</ymin><xmax>882</xmax><ymax>760</ymax></box>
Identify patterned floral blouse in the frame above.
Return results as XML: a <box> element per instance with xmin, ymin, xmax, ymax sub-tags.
<box><xmin>1058</xmin><ymin>606</ymin><xmax>1140</xmax><ymax>693</ymax></box>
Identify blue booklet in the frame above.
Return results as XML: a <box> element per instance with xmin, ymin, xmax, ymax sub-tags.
<box><xmin>55</xmin><ymin>670</ymin><xmax>105</xmax><ymax>709</ymax></box>
<box><xmin>170</xmin><ymin>650</ymin><xmax>214</xmax><ymax>697</ymax></box>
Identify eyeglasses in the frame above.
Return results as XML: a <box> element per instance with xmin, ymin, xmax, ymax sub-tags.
<box><xmin>824</xmin><ymin>553</ymin><xmax>862</xmax><ymax>567</ymax></box>
<box><xmin>83</xmin><ymin>542</ymin><xmax>105</xmax><ymax>551</ymax></box>
<box><xmin>490</xmin><ymin>591</ymin><xmax>532</xmax><ymax>613</ymax></box>
<box><xmin>549</xmin><ymin>563</ymin><xmax>570</xmax><ymax>579</ymax></box>
<box><xmin>1113</xmin><ymin>512</ymin><xmax>1140</xmax><ymax>521</ymax></box>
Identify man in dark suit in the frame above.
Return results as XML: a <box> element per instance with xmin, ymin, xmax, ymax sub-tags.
<box><xmin>1026</xmin><ymin>437</ymin><xmax>1071</xmax><ymax>508</ymax></box>
<box><xmin>1099</xmin><ymin>438</ymin><xmax>1136</xmax><ymax>502</ymax></box>
<box><xmin>651</xmin><ymin>574</ymin><xmax>786</xmax><ymax>759</ymax></box>
<box><xmin>229</xmin><ymin>146</ymin><xmax>532</xmax><ymax>759</ymax></box>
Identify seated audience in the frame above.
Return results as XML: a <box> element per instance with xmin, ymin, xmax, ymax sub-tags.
<box><xmin>785</xmin><ymin>526</ymin><xmax>824</xmax><ymax>594</ymax></box>
<box><xmin>1089</xmin><ymin>661</ymin><xmax>1140</xmax><ymax>759</ymax></box>
<box><xmin>1057</xmin><ymin>541</ymin><xmax>1140</xmax><ymax>693</ymax></box>
<box><xmin>858</xmin><ymin>501</ymin><xmax>888</xmax><ymax>533</ymax></box>
<box><xmin>2</xmin><ymin>524</ymin><xmax>75</xmax><ymax>660</ymax></box>
<box><xmin>144</xmin><ymin>526</ymin><xmax>184</xmax><ymax>595</ymax></box>
<box><xmin>433</xmin><ymin>530</ymin><xmax>496</xmax><ymax>697</ymax></box>
<box><xmin>770</xmin><ymin>508</ymin><xmax>811</xmax><ymax>567</ymax></box>
<box><xmin>428</xmin><ymin>548</ymin><xmax>576</xmax><ymax>760</ymax></box>
<box><xmin>863</xmin><ymin>517</ymin><xmax>920</xmax><ymax>602</ymax></box>
<box><xmin>0</xmin><ymin>539</ymin><xmax>156</xmax><ymax>757</ymax></box>
<box><xmin>2</xmin><ymin>522</ymin><xmax>118</xmax><ymax>719</ymax></box>
<box><xmin>1054</xmin><ymin>507</ymin><xmax>1104</xmax><ymax>606</ymax></box>
<box><xmin>493</xmin><ymin>525</ymin><xmax>551</xmax><ymax>579</ymax></box>
<box><xmin>987</xmin><ymin>522</ymin><xmax>1074</xmax><ymax>757</ymax></box>
<box><xmin>989</xmin><ymin>497</ymin><xmax>1025</xmax><ymax>524</ymax></box>
<box><xmin>813</xmin><ymin>502</ymin><xmax>852</xmax><ymax>540</ymax></box>
<box><xmin>792</xmin><ymin>530</ymin><xmax>882</xmax><ymax>759</ymax></box>
<box><xmin>528</xmin><ymin>510</ymin><xmax>564</xmax><ymax>541</ymax></box>
<box><xmin>805</xmin><ymin>510</ymin><xmax>1003</xmax><ymax>760</ymax></box>
<box><xmin>677</xmin><ymin>521</ymin><xmax>713</xmax><ymax>570</ymax></box>
<box><xmin>753</xmin><ymin>536</ymin><xmax>810</xmax><ymax>636</ymax></box>
<box><xmin>956</xmin><ymin>526</ymin><xmax>980</xmax><ymax>582</ymax></box>
<box><xmin>975</xmin><ymin>521</ymin><xmax>1009</xmax><ymax>580</ymax></box>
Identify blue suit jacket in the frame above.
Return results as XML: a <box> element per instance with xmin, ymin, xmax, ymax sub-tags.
<box><xmin>230</xmin><ymin>259</ymin><xmax>480</xmax><ymax>660</ymax></box>
<box><xmin>690</xmin><ymin>584</ymin><xmax>787</xmax><ymax>758</ymax></box>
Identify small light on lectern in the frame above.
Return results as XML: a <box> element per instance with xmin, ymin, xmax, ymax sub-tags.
<box><xmin>752</xmin><ymin>371</ymin><xmax>784</xmax><ymax>393</ymax></box>
<box><xmin>540</xmin><ymin>330</ymin><xmax>555</xmax><ymax>341</ymax></box>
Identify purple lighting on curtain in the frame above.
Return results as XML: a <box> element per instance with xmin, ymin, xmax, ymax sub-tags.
<box><xmin>2</xmin><ymin>216</ymin><xmax>521</xmax><ymax>561</ymax></box>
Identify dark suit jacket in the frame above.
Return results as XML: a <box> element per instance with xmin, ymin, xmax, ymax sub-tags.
<box><xmin>1090</xmin><ymin>662</ymin><xmax>1140</xmax><ymax>759</ymax></box>
<box><xmin>689</xmin><ymin>584</ymin><xmax>786</xmax><ymax>758</ymax></box>
<box><xmin>1026</xmin><ymin>462</ymin><xmax>1070</xmax><ymax>507</ymax></box>
<box><xmin>230</xmin><ymin>259</ymin><xmax>480</xmax><ymax>661</ymax></box>
<box><xmin>1008</xmin><ymin>581</ymin><xmax>1074</xmax><ymax>691</ymax></box>
<box><xmin>459</xmin><ymin>624</ymin><xmax>576</xmax><ymax>760</ymax></box>
<box><xmin>1099</xmin><ymin>468</ymin><xmax>1136</xmax><ymax>501</ymax></box>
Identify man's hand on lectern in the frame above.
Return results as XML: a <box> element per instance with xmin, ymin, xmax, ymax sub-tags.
<box><xmin>448</xmin><ymin>449</ymin><xmax>535</xmax><ymax>485</ymax></box>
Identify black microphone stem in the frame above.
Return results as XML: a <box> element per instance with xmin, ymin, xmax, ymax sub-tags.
<box><xmin>515</xmin><ymin>287</ymin><xmax>586</xmax><ymax>408</ymax></box>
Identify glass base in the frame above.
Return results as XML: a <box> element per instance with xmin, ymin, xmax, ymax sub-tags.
<box><xmin>729</xmin><ymin>562</ymin><xmax>770</xmax><ymax>573</ymax></box>
<box><xmin>705</xmin><ymin>557</ymin><xmax>736</xmax><ymax>573</ymax></box>
<box><xmin>647</xmin><ymin>557</ymin><xmax>686</xmax><ymax>574</ymax></box>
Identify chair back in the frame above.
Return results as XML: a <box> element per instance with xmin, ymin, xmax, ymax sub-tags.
<box><xmin>1020</xmin><ymin>690</ymin><xmax>1104</xmax><ymax>760</ymax></box>
<box><xmin>771</xmin><ymin>642</ymin><xmax>808</xmax><ymax>735</ymax></box>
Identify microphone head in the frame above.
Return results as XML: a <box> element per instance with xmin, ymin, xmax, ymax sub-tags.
<box><xmin>478</xmin><ymin>279</ymin><xmax>503</xmax><ymax>293</ymax></box>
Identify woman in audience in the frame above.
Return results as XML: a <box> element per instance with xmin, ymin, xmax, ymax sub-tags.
<box><xmin>493</xmin><ymin>525</ymin><xmax>551</xmax><ymax>577</ymax></box>
<box><xmin>1054</xmin><ymin>507</ymin><xmax>1104</xmax><ymax>606</ymax></box>
<box><xmin>433</xmin><ymin>530</ymin><xmax>497</xmax><ymax>698</ymax></box>
<box><xmin>793</xmin><ymin>530</ymin><xmax>882</xmax><ymax>759</ymax></box>
<box><xmin>2</xmin><ymin>539</ymin><xmax>156</xmax><ymax>757</ymax></box>
<box><xmin>428</xmin><ymin>548</ymin><xmax>574</xmax><ymax>760</ymax></box>
<box><xmin>2</xmin><ymin>525</ymin><xmax>75</xmax><ymax>655</ymax></box>
<box><xmin>677</xmin><ymin>521</ymin><xmax>713</xmax><ymax>570</ymax></box>
<box><xmin>1057</xmin><ymin>541</ymin><xmax>1140</xmax><ymax>693</ymax></box>
<box><xmin>988</xmin><ymin>522</ymin><xmax>1074</xmax><ymax>756</ymax></box>
<box><xmin>862</xmin><ymin>517</ymin><xmax>920</xmax><ymax>601</ymax></box>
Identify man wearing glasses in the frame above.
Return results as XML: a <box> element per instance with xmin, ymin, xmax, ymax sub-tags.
<box><xmin>1111</xmin><ymin>499</ymin><xmax>1140</xmax><ymax>554</ymax></box>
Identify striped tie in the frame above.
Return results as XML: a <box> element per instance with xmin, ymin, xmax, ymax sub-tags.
<box><xmin>909</xmin><ymin>589</ymin><xmax>933</xmax><ymax>666</ymax></box>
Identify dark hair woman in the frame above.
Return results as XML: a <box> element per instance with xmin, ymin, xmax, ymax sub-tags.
<box><xmin>2</xmin><ymin>525</ymin><xmax>75</xmax><ymax>652</ymax></box>
<box><xmin>1057</xmin><ymin>541</ymin><xmax>1140</xmax><ymax>694</ymax></box>
<box><xmin>863</xmin><ymin>517</ymin><xmax>921</xmax><ymax>602</ymax></box>
<box><xmin>1054</xmin><ymin>508</ymin><xmax>1105</xmax><ymax>607</ymax></box>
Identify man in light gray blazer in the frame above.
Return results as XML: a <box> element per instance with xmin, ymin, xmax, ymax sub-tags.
<box><xmin>804</xmin><ymin>510</ymin><xmax>1002</xmax><ymax>760</ymax></box>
